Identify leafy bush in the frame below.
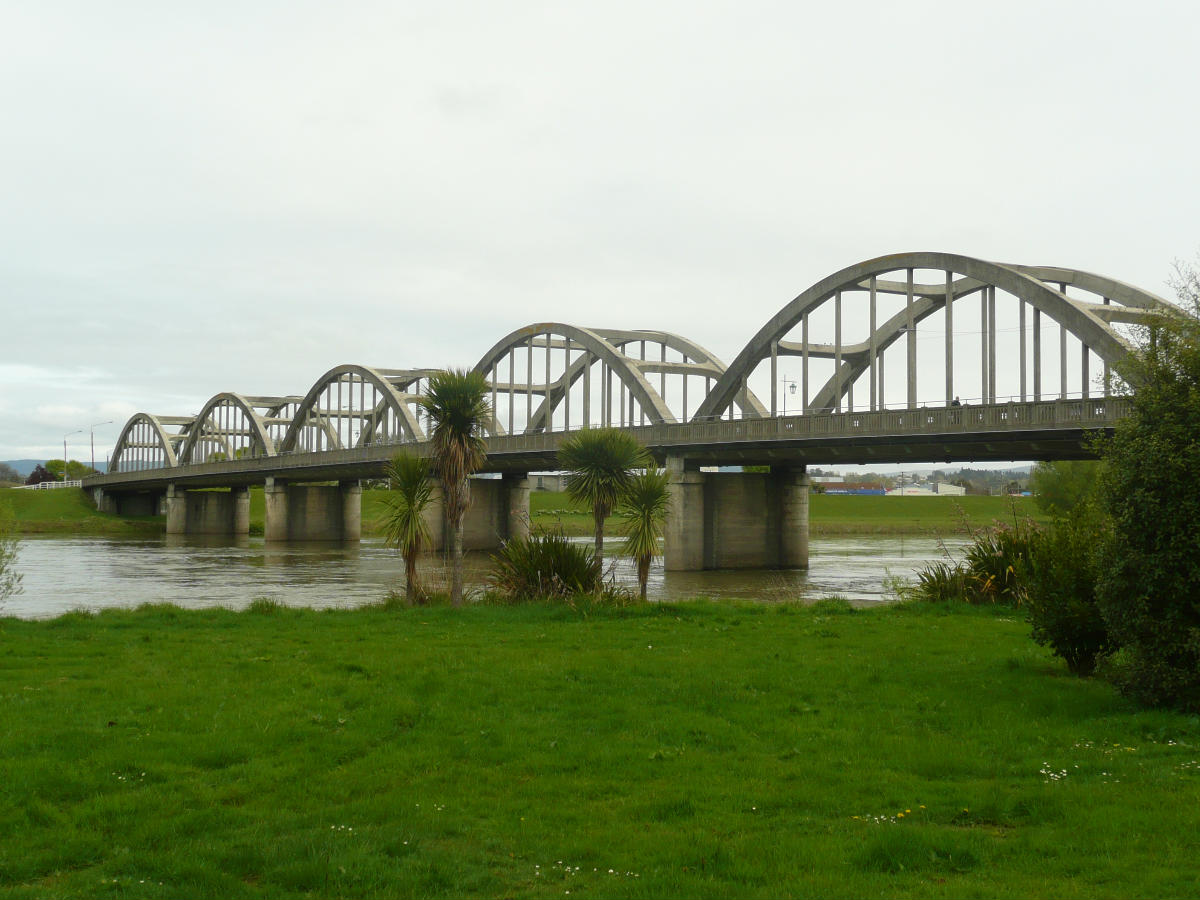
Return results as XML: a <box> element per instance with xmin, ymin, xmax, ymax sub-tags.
<box><xmin>962</xmin><ymin>518</ymin><xmax>1038</xmax><ymax>606</ymax></box>
<box><xmin>0</xmin><ymin>502</ymin><xmax>22</xmax><ymax>605</ymax></box>
<box><xmin>488</xmin><ymin>531</ymin><xmax>605</xmax><ymax>603</ymax></box>
<box><xmin>911</xmin><ymin>560</ymin><xmax>974</xmax><ymax>604</ymax></box>
<box><xmin>1092</xmin><ymin>257</ymin><xmax>1200</xmax><ymax>711</ymax></box>
<box><xmin>1022</xmin><ymin>509</ymin><xmax>1110</xmax><ymax>676</ymax></box>
<box><xmin>909</xmin><ymin>519</ymin><xmax>1039</xmax><ymax>607</ymax></box>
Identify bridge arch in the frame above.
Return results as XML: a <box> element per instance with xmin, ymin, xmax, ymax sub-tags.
<box><xmin>278</xmin><ymin>364</ymin><xmax>427</xmax><ymax>454</ymax></box>
<box><xmin>109</xmin><ymin>412</ymin><xmax>194</xmax><ymax>472</ymax></box>
<box><xmin>472</xmin><ymin>322</ymin><xmax>765</xmax><ymax>434</ymax></box>
<box><xmin>175</xmin><ymin>393</ymin><xmax>293</xmax><ymax>465</ymax></box>
<box><xmin>695</xmin><ymin>251</ymin><xmax>1176</xmax><ymax>420</ymax></box>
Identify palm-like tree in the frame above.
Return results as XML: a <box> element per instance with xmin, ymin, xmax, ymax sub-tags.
<box><xmin>558</xmin><ymin>427</ymin><xmax>651</xmax><ymax>560</ymax></box>
<box><xmin>619</xmin><ymin>469</ymin><xmax>670</xmax><ymax>601</ymax></box>
<box><xmin>420</xmin><ymin>369</ymin><xmax>491</xmax><ymax>606</ymax></box>
<box><xmin>380</xmin><ymin>452</ymin><xmax>433</xmax><ymax>604</ymax></box>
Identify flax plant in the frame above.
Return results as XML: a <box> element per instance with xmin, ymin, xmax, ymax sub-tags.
<box><xmin>420</xmin><ymin>369</ymin><xmax>491</xmax><ymax>606</ymax></box>
<box><xmin>619</xmin><ymin>468</ymin><xmax>670</xmax><ymax>601</ymax></box>
<box><xmin>559</xmin><ymin>428</ymin><xmax>651</xmax><ymax>560</ymax></box>
<box><xmin>380</xmin><ymin>452</ymin><xmax>433</xmax><ymax>604</ymax></box>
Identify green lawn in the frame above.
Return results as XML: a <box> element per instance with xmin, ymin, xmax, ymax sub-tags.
<box><xmin>0</xmin><ymin>488</ymin><xmax>160</xmax><ymax>536</ymax></box>
<box><xmin>1</xmin><ymin>601</ymin><xmax>1196</xmax><ymax>898</ymax></box>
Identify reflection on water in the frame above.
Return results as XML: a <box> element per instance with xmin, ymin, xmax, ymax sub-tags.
<box><xmin>4</xmin><ymin>534</ymin><xmax>967</xmax><ymax>620</ymax></box>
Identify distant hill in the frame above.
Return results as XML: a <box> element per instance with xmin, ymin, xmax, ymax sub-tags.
<box><xmin>1</xmin><ymin>460</ymin><xmax>45</xmax><ymax>478</ymax></box>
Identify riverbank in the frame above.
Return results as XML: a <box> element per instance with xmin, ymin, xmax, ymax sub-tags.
<box><xmin>0</xmin><ymin>487</ymin><xmax>161</xmax><ymax>535</ymax></box>
<box><xmin>3</xmin><ymin>487</ymin><xmax>1045</xmax><ymax>538</ymax></box>
<box><xmin>0</xmin><ymin>600</ymin><xmax>1194</xmax><ymax>898</ymax></box>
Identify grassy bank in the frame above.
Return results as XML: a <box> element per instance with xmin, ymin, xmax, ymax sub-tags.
<box><xmin>0</xmin><ymin>488</ymin><xmax>161</xmax><ymax>536</ymax></box>
<box><xmin>1</xmin><ymin>601</ymin><xmax>1196</xmax><ymax>898</ymax></box>
<box><xmin>5</xmin><ymin>487</ymin><xmax>1045</xmax><ymax>539</ymax></box>
<box><xmin>529</xmin><ymin>490</ymin><xmax>1046</xmax><ymax>538</ymax></box>
<box><xmin>807</xmin><ymin>493</ymin><xmax>1044</xmax><ymax>535</ymax></box>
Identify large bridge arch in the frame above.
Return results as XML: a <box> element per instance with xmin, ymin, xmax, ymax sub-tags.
<box><xmin>695</xmin><ymin>252</ymin><xmax>1176</xmax><ymax>420</ymax></box>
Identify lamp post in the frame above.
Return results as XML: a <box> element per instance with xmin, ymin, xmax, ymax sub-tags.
<box><xmin>780</xmin><ymin>376</ymin><xmax>798</xmax><ymax>416</ymax></box>
<box><xmin>90</xmin><ymin>421</ymin><xmax>112</xmax><ymax>472</ymax></box>
<box><xmin>62</xmin><ymin>430</ymin><xmax>82</xmax><ymax>481</ymax></box>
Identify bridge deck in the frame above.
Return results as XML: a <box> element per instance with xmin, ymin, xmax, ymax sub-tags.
<box><xmin>85</xmin><ymin>398</ymin><xmax>1126</xmax><ymax>492</ymax></box>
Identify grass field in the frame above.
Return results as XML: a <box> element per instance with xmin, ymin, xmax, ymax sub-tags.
<box><xmin>4</xmin><ymin>487</ymin><xmax>1045</xmax><ymax>539</ymax></box>
<box><xmin>0</xmin><ymin>488</ymin><xmax>160</xmax><ymax>536</ymax></box>
<box><xmin>1</xmin><ymin>600</ymin><xmax>1196</xmax><ymax>898</ymax></box>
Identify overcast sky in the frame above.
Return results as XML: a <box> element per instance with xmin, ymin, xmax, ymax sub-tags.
<box><xmin>2</xmin><ymin>1</ymin><xmax>1197</xmax><ymax>465</ymax></box>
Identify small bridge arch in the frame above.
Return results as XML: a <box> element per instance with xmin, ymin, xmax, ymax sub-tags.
<box><xmin>109</xmin><ymin>413</ymin><xmax>194</xmax><ymax>472</ymax></box>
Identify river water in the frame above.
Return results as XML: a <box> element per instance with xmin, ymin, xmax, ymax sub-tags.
<box><xmin>2</xmin><ymin>534</ymin><xmax>967</xmax><ymax>620</ymax></box>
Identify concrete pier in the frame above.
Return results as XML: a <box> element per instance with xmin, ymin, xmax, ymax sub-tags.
<box><xmin>664</xmin><ymin>458</ymin><xmax>809</xmax><ymax>571</ymax></box>
<box><xmin>263</xmin><ymin>479</ymin><xmax>363</xmax><ymax>542</ymax></box>
<box><xmin>420</xmin><ymin>475</ymin><xmax>531</xmax><ymax>551</ymax></box>
<box><xmin>162</xmin><ymin>485</ymin><xmax>251</xmax><ymax>536</ymax></box>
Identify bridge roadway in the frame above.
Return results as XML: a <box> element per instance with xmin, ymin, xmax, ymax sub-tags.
<box><xmin>84</xmin><ymin>397</ymin><xmax>1125</xmax><ymax>493</ymax></box>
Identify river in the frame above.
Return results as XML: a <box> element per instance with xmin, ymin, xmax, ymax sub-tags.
<box><xmin>2</xmin><ymin>533</ymin><xmax>967</xmax><ymax>619</ymax></box>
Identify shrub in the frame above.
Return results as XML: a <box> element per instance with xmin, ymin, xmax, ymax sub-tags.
<box><xmin>962</xmin><ymin>518</ymin><xmax>1038</xmax><ymax>606</ymax></box>
<box><xmin>0</xmin><ymin>502</ymin><xmax>22</xmax><ymax>605</ymax></box>
<box><xmin>909</xmin><ymin>520</ymin><xmax>1039</xmax><ymax>607</ymax></box>
<box><xmin>1022</xmin><ymin>509</ymin><xmax>1110</xmax><ymax>676</ymax></box>
<box><xmin>488</xmin><ymin>531</ymin><xmax>604</xmax><ymax>603</ymax></box>
<box><xmin>1092</xmin><ymin>256</ymin><xmax>1200</xmax><ymax>711</ymax></box>
<box><xmin>911</xmin><ymin>560</ymin><xmax>974</xmax><ymax>604</ymax></box>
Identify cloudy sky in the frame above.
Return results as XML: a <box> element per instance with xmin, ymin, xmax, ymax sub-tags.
<box><xmin>2</xmin><ymin>1</ymin><xmax>1197</xmax><ymax>464</ymax></box>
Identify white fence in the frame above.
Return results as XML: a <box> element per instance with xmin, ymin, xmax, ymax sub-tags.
<box><xmin>14</xmin><ymin>480</ymin><xmax>83</xmax><ymax>490</ymax></box>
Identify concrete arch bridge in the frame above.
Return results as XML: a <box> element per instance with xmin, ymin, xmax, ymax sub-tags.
<box><xmin>86</xmin><ymin>252</ymin><xmax>1173</xmax><ymax>571</ymax></box>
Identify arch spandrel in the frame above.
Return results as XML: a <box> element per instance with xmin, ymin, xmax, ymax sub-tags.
<box><xmin>695</xmin><ymin>252</ymin><xmax>1155</xmax><ymax>421</ymax></box>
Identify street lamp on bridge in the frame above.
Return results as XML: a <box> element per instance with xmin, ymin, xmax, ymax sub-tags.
<box><xmin>90</xmin><ymin>421</ymin><xmax>112</xmax><ymax>472</ymax></box>
<box><xmin>780</xmin><ymin>376</ymin><xmax>798</xmax><ymax>416</ymax></box>
<box><xmin>62</xmin><ymin>430</ymin><xmax>82</xmax><ymax>481</ymax></box>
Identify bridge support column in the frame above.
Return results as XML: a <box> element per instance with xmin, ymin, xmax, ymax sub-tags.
<box><xmin>265</xmin><ymin>481</ymin><xmax>357</xmax><ymax>542</ymax></box>
<box><xmin>665</xmin><ymin>457</ymin><xmax>706</xmax><ymax>571</ymax></box>
<box><xmin>665</xmin><ymin>459</ymin><xmax>810</xmax><ymax>571</ymax></box>
<box><xmin>164</xmin><ymin>485</ymin><xmax>250</xmax><ymax>536</ymax></box>
<box><xmin>91</xmin><ymin>487</ymin><xmax>117</xmax><ymax>515</ymax></box>
<box><xmin>233</xmin><ymin>486</ymin><xmax>251</xmax><ymax>536</ymax></box>
<box><xmin>777</xmin><ymin>466</ymin><xmax>810</xmax><ymax>569</ymax></box>
<box><xmin>165</xmin><ymin>485</ymin><xmax>186</xmax><ymax>535</ymax></box>
<box><xmin>264</xmin><ymin>478</ymin><xmax>289</xmax><ymax>542</ymax></box>
<box><xmin>341</xmin><ymin>481</ymin><xmax>362</xmax><ymax>542</ymax></box>
<box><xmin>504</xmin><ymin>474</ymin><xmax>531</xmax><ymax>543</ymax></box>
<box><xmin>420</xmin><ymin>476</ymin><xmax>528</xmax><ymax>552</ymax></box>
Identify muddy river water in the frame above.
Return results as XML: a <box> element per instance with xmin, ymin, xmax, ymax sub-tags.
<box><xmin>3</xmin><ymin>533</ymin><xmax>967</xmax><ymax>619</ymax></box>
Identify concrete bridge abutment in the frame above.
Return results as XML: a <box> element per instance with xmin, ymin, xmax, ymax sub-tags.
<box><xmin>91</xmin><ymin>487</ymin><xmax>161</xmax><ymax>518</ymax></box>
<box><xmin>664</xmin><ymin>458</ymin><xmax>809</xmax><ymax>571</ymax></box>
